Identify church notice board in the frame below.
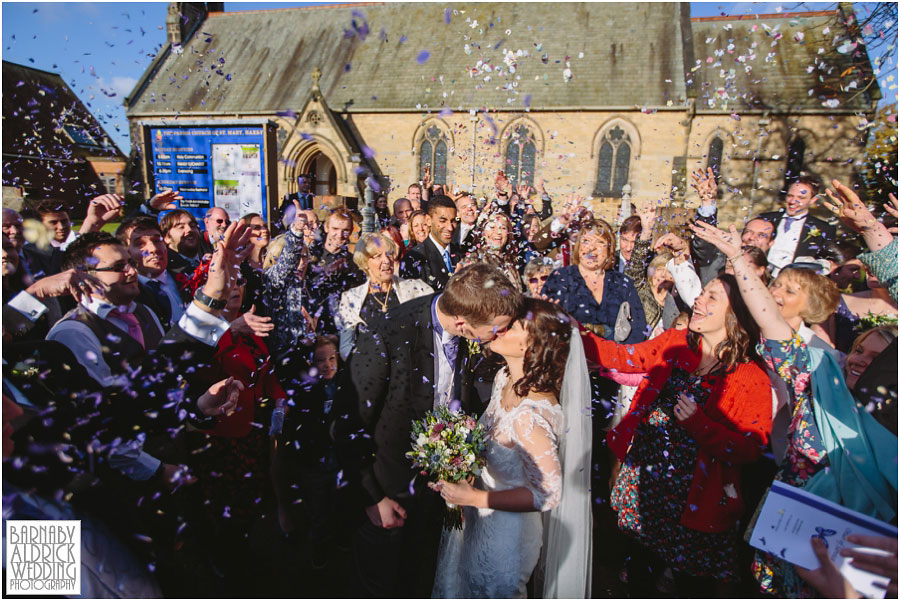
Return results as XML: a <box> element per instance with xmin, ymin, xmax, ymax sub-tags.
<box><xmin>142</xmin><ymin>122</ymin><xmax>278</xmax><ymax>224</ymax></box>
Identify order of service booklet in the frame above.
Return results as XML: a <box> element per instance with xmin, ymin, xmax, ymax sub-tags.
<box><xmin>750</xmin><ymin>480</ymin><xmax>897</xmax><ymax>598</ymax></box>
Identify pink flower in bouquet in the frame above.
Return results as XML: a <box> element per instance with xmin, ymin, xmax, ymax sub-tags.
<box><xmin>465</xmin><ymin>417</ymin><xmax>476</xmax><ymax>430</ymax></box>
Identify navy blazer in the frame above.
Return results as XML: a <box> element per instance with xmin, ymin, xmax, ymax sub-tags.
<box><xmin>541</xmin><ymin>265</ymin><xmax>648</xmax><ymax>344</ymax></box>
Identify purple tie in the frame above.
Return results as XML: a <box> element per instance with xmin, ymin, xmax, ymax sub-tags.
<box><xmin>109</xmin><ymin>309</ymin><xmax>145</xmax><ymax>349</ymax></box>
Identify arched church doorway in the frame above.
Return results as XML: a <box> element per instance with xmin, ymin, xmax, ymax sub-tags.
<box><xmin>300</xmin><ymin>151</ymin><xmax>337</xmax><ymax>196</ymax></box>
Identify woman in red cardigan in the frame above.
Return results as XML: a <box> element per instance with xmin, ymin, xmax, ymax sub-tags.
<box><xmin>580</xmin><ymin>273</ymin><xmax>771</xmax><ymax>597</ymax></box>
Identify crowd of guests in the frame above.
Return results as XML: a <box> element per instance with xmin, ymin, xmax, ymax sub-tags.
<box><xmin>2</xmin><ymin>164</ymin><xmax>897</xmax><ymax>598</ymax></box>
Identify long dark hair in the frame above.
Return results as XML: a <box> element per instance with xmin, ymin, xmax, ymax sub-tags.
<box><xmin>687</xmin><ymin>273</ymin><xmax>762</xmax><ymax>373</ymax></box>
<box><xmin>513</xmin><ymin>297</ymin><xmax>572</xmax><ymax>398</ymax></box>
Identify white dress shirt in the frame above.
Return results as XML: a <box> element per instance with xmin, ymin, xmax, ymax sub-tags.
<box><xmin>767</xmin><ymin>213</ymin><xmax>807</xmax><ymax>274</ymax></box>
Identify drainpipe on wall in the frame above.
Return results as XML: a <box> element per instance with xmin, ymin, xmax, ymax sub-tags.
<box><xmin>748</xmin><ymin>113</ymin><xmax>771</xmax><ymax>221</ymax></box>
<box><xmin>469</xmin><ymin>111</ymin><xmax>478</xmax><ymax>192</ymax></box>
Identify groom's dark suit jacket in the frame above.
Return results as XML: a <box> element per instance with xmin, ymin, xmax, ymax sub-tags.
<box><xmin>399</xmin><ymin>237</ymin><xmax>461</xmax><ymax>291</ymax></box>
<box><xmin>349</xmin><ymin>293</ymin><xmax>486</xmax><ymax>506</ymax></box>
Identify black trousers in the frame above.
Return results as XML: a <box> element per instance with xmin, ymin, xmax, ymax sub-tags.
<box><xmin>350</xmin><ymin>491</ymin><xmax>444</xmax><ymax>598</ymax></box>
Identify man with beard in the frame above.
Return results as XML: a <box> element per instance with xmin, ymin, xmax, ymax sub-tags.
<box><xmin>160</xmin><ymin>210</ymin><xmax>202</xmax><ymax>274</ymax></box>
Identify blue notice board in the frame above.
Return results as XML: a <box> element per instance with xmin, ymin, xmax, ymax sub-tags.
<box><xmin>145</xmin><ymin>124</ymin><xmax>272</xmax><ymax>223</ymax></box>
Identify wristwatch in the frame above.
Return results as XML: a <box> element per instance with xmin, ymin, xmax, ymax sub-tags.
<box><xmin>193</xmin><ymin>288</ymin><xmax>227</xmax><ymax>310</ymax></box>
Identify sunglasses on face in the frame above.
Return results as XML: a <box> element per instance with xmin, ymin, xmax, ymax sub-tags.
<box><xmin>87</xmin><ymin>259</ymin><xmax>139</xmax><ymax>273</ymax></box>
<box><xmin>528</xmin><ymin>275</ymin><xmax>550</xmax><ymax>285</ymax></box>
<box><xmin>213</xmin><ymin>218</ymin><xmax>231</xmax><ymax>225</ymax></box>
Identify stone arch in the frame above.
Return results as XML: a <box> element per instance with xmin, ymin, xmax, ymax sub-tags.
<box><xmin>282</xmin><ymin>136</ymin><xmax>348</xmax><ymax>194</ymax></box>
<box><xmin>498</xmin><ymin>115</ymin><xmax>545</xmax><ymax>155</ymax></box>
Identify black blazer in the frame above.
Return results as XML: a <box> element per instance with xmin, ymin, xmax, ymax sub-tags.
<box><xmin>451</xmin><ymin>222</ymin><xmax>478</xmax><ymax>256</ymax></box>
<box><xmin>22</xmin><ymin>242</ymin><xmax>63</xmax><ymax>278</ymax></box>
<box><xmin>399</xmin><ymin>237</ymin><xmax>461</xmax><ymax>291</ymax></box>
<box><xmin>348</xmin><ymin>294</ymin><xmax>484</xmax><ymax>506</ymax></box>
<box><xmin>758</xmin><ymin>210</ymin><xmax>835</xmax><ymax>260</ymax></box>
<box><xmin>166</xmin><ymin>250</ymin><xmax>197</xmax><ymax>277</ymax></box>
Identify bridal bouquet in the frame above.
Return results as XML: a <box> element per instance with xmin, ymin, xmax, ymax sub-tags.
<box><xmin>406</xmin><ymin>405</ymin><xmax>487</xmax><ymax>530</ymax></box>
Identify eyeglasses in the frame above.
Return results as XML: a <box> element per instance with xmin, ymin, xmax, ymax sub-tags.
<box><xmin>86</xmin><ymin>259</ymin><xmax>138</xmax><ymax>273</ymax></box>
<box><xmin>528</xmin><ymin>275</ymin><xmax>550</xmax><ymax>285</ymax></box>
<box><xmin>212</xmin><ymin>218</ymin><xmax>231</xmax><ymax>225</ymax></box>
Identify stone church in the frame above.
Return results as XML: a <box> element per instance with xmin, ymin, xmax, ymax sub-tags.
<box><xmin>125</xmin><ymin>2</ymin><xmax>879</xmax><ymax>225</ymax></box>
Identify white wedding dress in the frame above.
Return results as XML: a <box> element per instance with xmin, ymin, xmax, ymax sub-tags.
<box><xmin>432</xmin><ymin>369</ymin><xmax>564</xmax><ymax>599</ymax></box>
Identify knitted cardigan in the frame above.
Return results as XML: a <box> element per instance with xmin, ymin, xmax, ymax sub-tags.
<box><xmin>580</xmin><ymin>327</ymin><xmax>772</xmax><ymax>533</ymax></box>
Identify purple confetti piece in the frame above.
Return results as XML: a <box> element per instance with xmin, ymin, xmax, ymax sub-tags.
<box><xmin>416</xmin><ymin>50</ymin><xmax>430</xmax><ymax>64</ymax></box>
<box><xmin>362</xmin><ymin>145</ymin><xmax>375</xmax><ymax>159</ymax></box>
<box><xmin>523</xmin><ymin>94</ymin><xmax>532</xmax><ymax>109</ymax></box>
<box><xmin>444</xmin><ymin>8</ymin><xmax>451</xmax><ymax>24</ymax></box>
<box><xmin>438</xmin><ymin>107</ymin><xmax>453</xmax><ymax>117</ymax></box>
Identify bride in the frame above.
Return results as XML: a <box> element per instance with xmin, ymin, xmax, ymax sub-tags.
<box><xmin>431</xmin><ymin>298</ymin><xmax>593</xmax><ymax>598</ymax></box>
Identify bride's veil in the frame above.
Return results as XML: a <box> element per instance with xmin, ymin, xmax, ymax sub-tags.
<box><xmin>535</xmin><ymin>326</ymin><xmax>593</xmax><ymax>598</ymax></box>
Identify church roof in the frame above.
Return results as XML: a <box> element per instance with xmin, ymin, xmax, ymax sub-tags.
<box><xmin>126</xmin><ymin>3</ymin><xmax>877</xmax><ymax>117</ymax></box>
<box><xmin>126</xmin><ymin>2</ymin><xmax>690</xmax><ymax>115</ymax></box>
<box><xmin>689</xmin><ymin>9</ymin><xmax>879</xmax><ymax>112</ymax></box>
<box><xmin>3</xmin><ymin>60</ymin><xmax>125</xmax><ymax>208</ymax></box>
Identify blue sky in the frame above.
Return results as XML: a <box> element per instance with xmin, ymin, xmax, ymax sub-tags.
<box><xmin>2</xmin><ymin>2</ymin><xmax>894</xmax><ymax>154</ymax></box>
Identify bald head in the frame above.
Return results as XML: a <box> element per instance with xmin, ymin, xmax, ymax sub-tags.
<box><xmin>393</xmin><ymin>198</ymin><xmax>412</xmax><ymax>224</ymax></box>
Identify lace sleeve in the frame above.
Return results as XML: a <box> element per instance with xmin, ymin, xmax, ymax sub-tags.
<box><xmin>511</xmin><ymin>403</ymin><xmax>562</xmax><ymax>511</ymax></box>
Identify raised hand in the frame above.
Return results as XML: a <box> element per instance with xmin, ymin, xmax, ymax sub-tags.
<box><xmin>637</xmin><ymin>203</ymin><xmax>658</xmax><ymax>241</ymax></box>
<box><xmin>823</xmin><ymin>179</ymin><xmax>878</xmax><ymax>234</ymax></box>
<box><xmin>80</xmin><ymin>194</ymin><xmax>123</xmax><ymax>233</ymax></box>
<box><xmin>536</xmin><ymin>177</ymin><xmax>547</xmax><ymax>196</ymax></box>
<box><xmin>148</xmin><ymin>189</ymin><xmax>183</xmax><ymax>211</ymax></box>
<box><xmin>197</xmin><ymin>376</ymin><xmax>245</xmax><ymax>417</ymax></box>
<box><xmin>690</xmin><ymin>167</ymin><xmax>717</xmax><ymax>207</ymax></box>
<box><xmin>494</xmin><ymin>171</ymin><xmax>509</xmax><ymax>195</ymax></box>
<box><xmin>200</xmin><ymin>221</ymin><xmax>252</xmax><ymax>310</ymax></box>
<box><xmin>290</xmin><ymin>199</ymin><xmax>308</xmax><ymax>235</ymax></box>
<box><xmin>689</xmin><ymin>220</ymin><xmax>742</xmax><ymax>259</ymax></box>
<box><xmin>824</xmin><ymin>179</ymin><xmax>893</xmax><ymax>253</ymax></box>
<box><xmin>25</xmin><ymin>269</ymin><xmax>107</xmax><ymax>303</ymax></box>
<box><xmin>229</xmin><ymin>304</ymin><xmax>274</xmax><ymax>337</ymax></box>
<box><xmin>422</xmin><ymin>165</ymin><xmax>432</xmax><ymax>189</ymax></box>
<box><xmin>653</xmin><ymin>232</ymin><xmax>689</xmax><ymax>262</ymax></box>
<box><xmin>515</xmin><ymin>184</ymin><xmax>534</xmax><ymax>201</ymax></box>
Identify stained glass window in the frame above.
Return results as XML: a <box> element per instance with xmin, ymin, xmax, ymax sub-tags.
<box><xmin>595</xmin><ymin>125</ymin><xmax>631</xmax><ymax>196</ymax></box>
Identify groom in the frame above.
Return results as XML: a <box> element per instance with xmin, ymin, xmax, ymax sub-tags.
<box><xmin>348</xmin><ymin>263</ymin><xmax>523</xmax><ymax>597</ymax></box>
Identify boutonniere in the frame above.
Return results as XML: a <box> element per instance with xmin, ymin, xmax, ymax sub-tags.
<box><xmin>803</xmin><ymin>226</ymin><xmax>822</xmax><ymax>243</ymax></box>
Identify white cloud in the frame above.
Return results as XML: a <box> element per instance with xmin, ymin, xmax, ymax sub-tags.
<box><xmin>110</xmin><ymin>76</ymin><xmax>137</xmax><ymax>97</ymax></box>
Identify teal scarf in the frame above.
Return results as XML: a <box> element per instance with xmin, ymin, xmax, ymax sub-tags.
<box><xmin>803</xmin><ymin>347</ymin><xmax>898</xmax><ymax>523</ymax></box>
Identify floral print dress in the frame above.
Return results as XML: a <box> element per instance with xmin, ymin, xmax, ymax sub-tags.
<box><xmin>751</xmin><ymin>333</ymin><xmax>828</xmax><ymax>597</ymax></box>
<box><xmin>611</xmin><ymin>367</ymin><xmax>739</xmax><ymax>579</ymax></box>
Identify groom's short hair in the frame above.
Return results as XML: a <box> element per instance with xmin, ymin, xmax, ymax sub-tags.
<box><xmin>438</xmin><ymin>263</ymin><xmax>522</xmax><ymax>326</ymax></box>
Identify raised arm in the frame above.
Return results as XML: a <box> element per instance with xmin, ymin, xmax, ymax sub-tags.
<box><xmin>580</xmin><ymin>326</ymin><xmax>685</xmax><ymax>373</ymax></box>
<box><xmin>690</xmin><ymin>221</ymin><xmax>793</xmax><ymax>341</ymax></box>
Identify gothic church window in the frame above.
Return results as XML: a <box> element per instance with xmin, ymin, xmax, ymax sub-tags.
<box><xmin>419</xmin><ymin>125</ymin><xmax>447</xmax><ymax>184</ymax></box>
<box><xmin>504</xmin><ymin>125</ymin><xmax>536</xmax><ymax>187</ymax></box>
<box><xmin>595</xmin><ymin>125</ymin><xmax>631</xmax><ymax>197</ymax></box>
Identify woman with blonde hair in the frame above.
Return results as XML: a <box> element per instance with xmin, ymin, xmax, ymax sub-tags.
<box><xmin>336</xmin><ymin>232</ymin><xmax>432</xmax><ymax>359</ymax></box>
